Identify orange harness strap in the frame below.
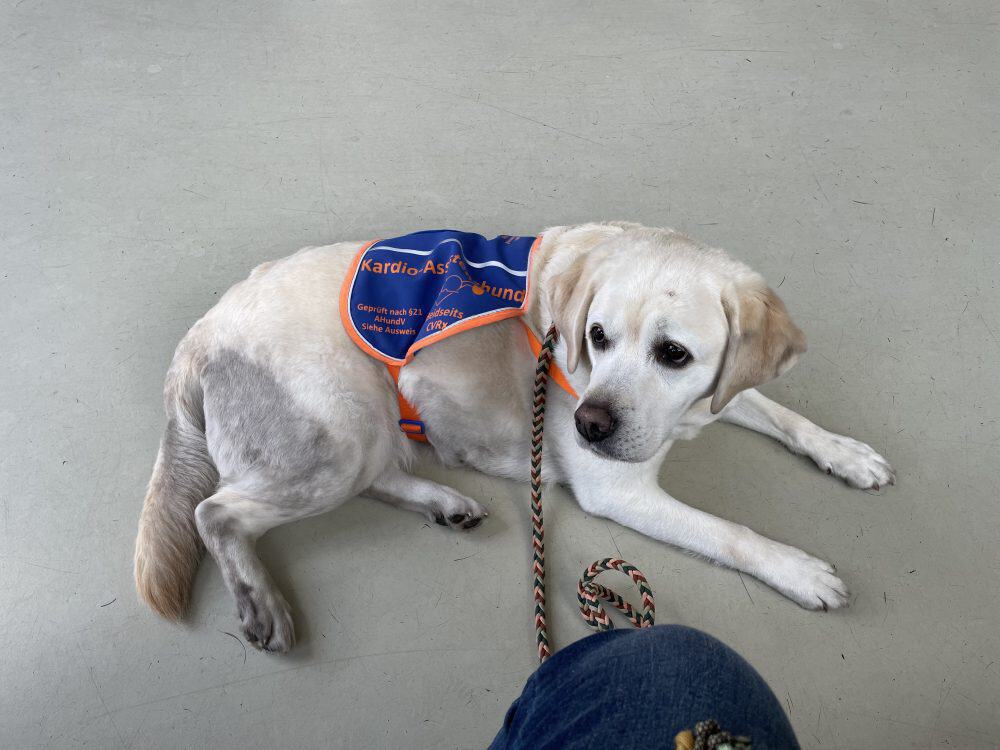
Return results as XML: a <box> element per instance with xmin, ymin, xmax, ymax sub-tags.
<box><xmin>387</xmin><ymin>322</ymin><xmax>578</xmax><ymax>442</ymax></box>
<box><xmin>386</xmin><ymin>365</ymin><xmax>429</xmax><ymax>442</ymax></box>
<box><xmin>520</xmin><ymin>322</ymin><xmax>579</xmax><ymax>401</ymax></box>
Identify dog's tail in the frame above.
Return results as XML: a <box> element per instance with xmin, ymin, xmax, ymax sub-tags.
<box><xmin>134</xmin><ymin>356</ymin><xmax>218</xmax><ymax>620</ymax></box>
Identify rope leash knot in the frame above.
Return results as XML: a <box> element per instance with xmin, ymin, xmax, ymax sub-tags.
<box><xmin>577</xmin><ymin>557</ymin><xmax>656</xmax><ymax>631</ymax></box>
<box><xmin>531</xmin><ymin>326</ymin><xmax>655</xmax><ymax>663</ymax></box>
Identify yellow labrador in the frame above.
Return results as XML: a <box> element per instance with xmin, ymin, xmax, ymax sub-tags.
<box><xmin>135</xmin><ymin>222</ymin><xmax>894</xmax><ymax>652</ymax></box>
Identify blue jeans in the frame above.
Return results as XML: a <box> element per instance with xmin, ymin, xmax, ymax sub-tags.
<box><xmin>490</xmin><ymin>625</ymin><xmax>800</xmax><ymax>750</ymax></box>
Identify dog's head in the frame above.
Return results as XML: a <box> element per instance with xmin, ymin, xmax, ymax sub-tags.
<box><xmin>544</xmin><ymin>223</ymin><xmax>806</xmax><ymax>463</ymax></box>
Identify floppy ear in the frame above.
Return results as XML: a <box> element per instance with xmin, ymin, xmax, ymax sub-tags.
<box><xmin>548</xmin><ymin>253</ymin><xmax>597</xmax><ymax>373</ymax></box>
<box><xmin>710</xmin><ymin>279</ymin><xmax>807</xmax><ymax>414</ymax></box>
<box><xmin>543</xmin><ymin>222</ymin><xmax>626</xmax><ymax>373</ymax></box>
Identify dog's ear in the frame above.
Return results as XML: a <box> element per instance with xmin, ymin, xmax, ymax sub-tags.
<box><xmin>710</xmin><ymin>279</ymin><xmax>806</xmax><ymax>414</ymax></box>
<box><xmin>548</xmin><ymin>253</ymin><xmax>597</xmax><ymax>373</ymax></box>
<box><xmin>544</xmin><ymin>223</ymin><xmax>627</xmax><ymax>373</ymax></box>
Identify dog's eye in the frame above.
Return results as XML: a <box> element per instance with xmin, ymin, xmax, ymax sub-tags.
<box><xmin>589</xmin><ymin>324</ymin><xmax>609</xmax><ymax>349</ymax></box>
<box><xmin>655</xmin><ymin>341</ymin><xmax>690</xmax><ymax>368</ymax></box>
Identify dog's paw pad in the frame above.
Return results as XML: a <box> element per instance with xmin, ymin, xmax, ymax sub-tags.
<box><xmin>440</xmin><ymin>510</ymin><xmax>486</xmax><ymax>531</ymax></box>
<box><xmin>427</xmin><ymin>490</ymin><xmax>488</xmax><ymax>531</ymax></box>
<box><xmin>235</xmin><ymin>583</ymin><xmax>295</xmax><ymax>654</ymax></box>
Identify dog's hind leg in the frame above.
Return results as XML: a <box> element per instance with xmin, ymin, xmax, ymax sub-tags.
<box><xmin>195</xmin><ymin>467</ymin><xmax>370</xmax><ymax>652</ymax></box>
<box><xmin>719</xmin><ymin>388</ymin><xmax>895</xmax><ymax>490</ymax></box>
<box><xmin>197</xmin><ymin>349</ymin><xmax>397</xmax><ymax>652</ymax></box>
<box><xmin>195</xmin><ymin>485</ymin><xmax>305</xmax><ymax>652</ymax></box>
<box><xmin>367</xmin><ymin>468</ymin><xmax>488</xmax><ymax>530</ymax></box>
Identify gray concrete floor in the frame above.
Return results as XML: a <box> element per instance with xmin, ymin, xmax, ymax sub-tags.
<box><xmin>2</xmin><ymin>1</ymin><xmax>998</xmax><ymax>747</ymax></box>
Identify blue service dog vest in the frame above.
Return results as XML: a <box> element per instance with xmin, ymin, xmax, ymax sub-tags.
<box><xmin>340</xmin><ymin>230</ymin><xmax>577</xmax><ymax>440</ymax></box>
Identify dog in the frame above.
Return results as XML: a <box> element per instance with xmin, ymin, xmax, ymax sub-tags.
<box><xmin>134</xmin><ymin>222</ymin><xmax>894</xmax><ymax>653</ymax></box>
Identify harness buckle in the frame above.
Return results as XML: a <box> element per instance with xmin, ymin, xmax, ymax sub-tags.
<box><xmin>398</xmin><ymin>419</ymin><xmax>426</xmax><ymax>437</ymax></box>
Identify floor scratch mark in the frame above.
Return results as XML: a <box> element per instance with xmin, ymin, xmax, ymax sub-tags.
<box><xmin>221</xmin><ymin>631</ymin><xmax>247</xmax><ymax>665</ymax></box>
<box><xmin>737</xmin><ymin>571</ymin><xmax>755</xmax><ymax>605</ymax></box>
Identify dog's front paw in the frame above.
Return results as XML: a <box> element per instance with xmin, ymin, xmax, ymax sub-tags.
<box><xmin>235</xmin><ymin>582</ymin><xmax>295</xmax><ymax>653</ymax></box>
<box><xmin>759</xmin><ymin>542</ymin><xmax>849</xmax><ymax>611</ymax></box>
<box><xmin>428</xmin><ymin>488</ymin><xmax>488</xmax><ymax>531</ymax></box>
<box><xmin>807</xmin><ymin>432</ymin><xmax>895</xmax><ymax>490</ymax></box>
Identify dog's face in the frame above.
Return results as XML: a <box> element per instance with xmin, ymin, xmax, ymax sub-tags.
<box><xmin>548</xmin><ymin>224</ymin><xmax>806</xmax><ymax>463</ymax></box>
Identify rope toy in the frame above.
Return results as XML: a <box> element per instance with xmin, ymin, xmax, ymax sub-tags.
<box><xmin>530</xmin><ymin>326</ymin><xmax>655</xmax><ymax>663</ymax></box>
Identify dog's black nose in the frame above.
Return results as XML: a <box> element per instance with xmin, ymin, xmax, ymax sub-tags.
<box><xmin>574</xmin><ymin>401</ymin><xmax>617</xmax><ymax>443</ymax></box>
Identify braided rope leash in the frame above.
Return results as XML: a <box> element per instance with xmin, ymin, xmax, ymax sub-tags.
<box><xmin>531</xmin><ymin>326</ymin><xmax>655</xmax><ymax>663</ymax></box>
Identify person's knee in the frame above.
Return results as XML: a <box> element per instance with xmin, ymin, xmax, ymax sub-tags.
<box><xmin>497</xmin><ymin>626</ymin><xmax>794</xmax><ymax>750</ymax></box>
<box><xmin>637</xmin><ymin>624</ymin><xmax>724</xmax><ymax>649</ymax></box>
<box><xmin>611</xmin><ymin>625</ymin><xmax>735</xmax><ymax>664</ymax></box>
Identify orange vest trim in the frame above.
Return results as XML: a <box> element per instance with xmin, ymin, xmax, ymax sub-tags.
<box><xmin>520</xmin><ymin>322</ymin><xmax>580</xmax><ymax>401</ymax></box>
